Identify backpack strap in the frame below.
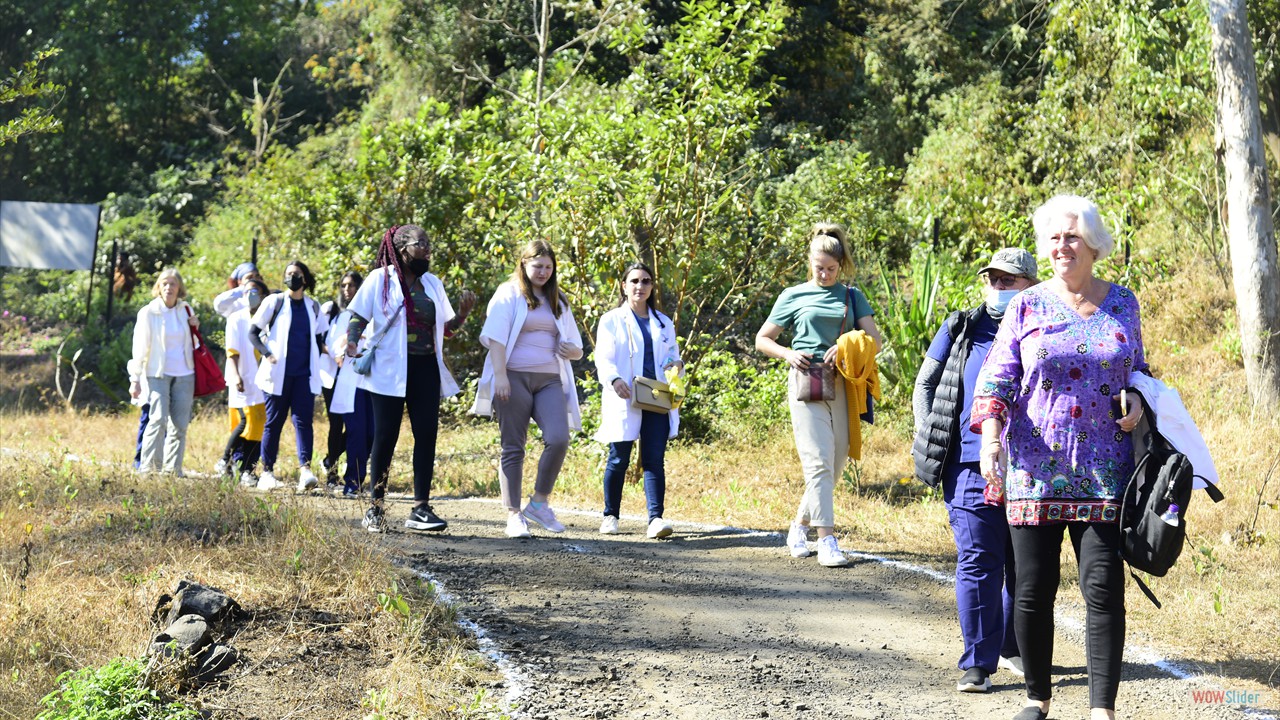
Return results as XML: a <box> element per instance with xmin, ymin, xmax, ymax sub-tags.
<box><xmin>1129</xmin><ymin>570</ymin><xmax>1162</xmax><ymax>609</ymax></box>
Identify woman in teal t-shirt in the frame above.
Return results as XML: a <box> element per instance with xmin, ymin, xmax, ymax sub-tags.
<box><xmin>755</xmin><ymin>223</ymin><xmax>882</xmax><ymax>567</ymax></box>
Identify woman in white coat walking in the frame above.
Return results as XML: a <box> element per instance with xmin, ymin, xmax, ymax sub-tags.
<box><xmin>345</xmin><ymin>225</ymin><xmax>476</xmax><ymax>534</ymax></box>
<box><xmin>594</xmin><ymin>263</ymin><xmax>683</xmax><ymax>538</ymax></box>
<box><xmin>249</xmin><ymin>260</ymin><xmax>330</xmax><ymax>493</ymax></box>
<box><xmin>128</xmin><ymin>268</ymin><xmax>199</xmax><ymax>476</ymax></box>
<box><xmin>471</xmin><ymin>240</ymin><xmax>583</xmax><ymax>538</ymax></box>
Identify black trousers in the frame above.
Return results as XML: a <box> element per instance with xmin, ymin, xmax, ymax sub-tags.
<box><xmin>1010</xmin><ymin>521</ymin><xmax>1125</xmax><ymax>709</ymax></box>
<box><xmin>368</xmin><ymin>354</ymin><xmax>440</xmax><ymax>504</ymax></box>
<box><xmin>321</xmin><ymin>385</ymin><xmax>346</xmax><ymax>475</ymax></box>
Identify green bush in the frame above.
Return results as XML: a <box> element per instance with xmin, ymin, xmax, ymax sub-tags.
<box><xmin>680</xmin><ymin>342</ymin><xmax>789</xmax><ymax>444</ymax></box>
<box><xmin>36</xmin><ymin>657</ymin><xmax>200</xmax><ymax>720</ymax></box>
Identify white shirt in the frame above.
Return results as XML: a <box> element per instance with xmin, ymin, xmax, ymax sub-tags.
<box><xmin>250</xmin><ymin>292</ymin><xmax>329</xmax><ymax>396</ymax></box>
<box><xmin>593</xmin><ymin>305</ymin><xmax>682</xmax><ymax>443</ymax></box>
<box><xmin>470</xmin><ymin>281</ymin><xmax>583</xmax><ymax>430</ymax></box>
<box><xmin>1128</xmin><ymin>373</ymin><xmax>1220</xmax><ymax>489</ymax></box>
<box><xmin>224</xmin><ymin>306</ymin><xmax>265</xmax><ymax>408</ymax></box>
<box><xmin>161</xmin><ymin>306</ymin><xmax>194</xmax><ymax>377</ymax></box>
<box><xmin>345</xmin><ymin>266</ymin><xmax>460</xmax><ymax>399</ymax></box>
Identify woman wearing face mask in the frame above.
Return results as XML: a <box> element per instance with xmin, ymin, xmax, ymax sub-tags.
<box><xmin>319</xmin><ymin>271</ymin><xmax>363</xmax><ymax>491</ymax></box>
<box><xmin>594</xmin><ymin>262</ymin><xmax>683</xmax><ymax>538</ymax></box>
<box><xmin>911</xmin><ymin>248</ymin><xmax>1038</xmax><ymax>695</ymax></box>
<box><xmin>213</xmin><ymin>262</ymin><xmax>262</xmax><ymax>317</ymax></box>
<box><xmin>755</xmin><ymin>223</ymin><xmax>883</xmax><ymax>568</ymax></box>
<box><xmin>345</xmin><ymin>225</ymin><xmax>476</xmax><ymax>533</ymax></box>
<box><xmin>223</xmin><ymin>278</ymin><xmax>270</xmax><ymax>486</ymax></box>
<box><xmin>249</xmin><ymin>260</ymin><xmax>329</xmax><ymax>493</ymax></box>
<box><xmin>471</xmin><ymin>240</ymin><xmax>583</xmax><ymax>538</ymax></box>
<box><xmin>128</xmin><ymin>268</ymin><xmax>200</xmax><ymax>476</ymax></box>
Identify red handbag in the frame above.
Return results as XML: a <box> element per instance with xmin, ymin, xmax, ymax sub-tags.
<box><xmin>186</xmin><ymin>306</ymin><xmax>226</xmax><ymax>397</ymax></box>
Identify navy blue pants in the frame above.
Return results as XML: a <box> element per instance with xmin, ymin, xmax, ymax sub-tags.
<box><xmin>261</xmin><ymin>374</ymin><xmax>315</xmax><ymax>471</ymax></box>
<box><xmin>944</xmin><ymin>461</ymin><xmax>1019</xmax><ymax>672</ymax></box>
<box><xmin>342</xmin><ymin>388</ymin><xmax>374</xmax><ymax>491</ymax></box>
<box><xmin>134</xmin><ymin>403</ymin><xmax>150</xmax><ymax>469</ymax></box>
<box><xmin>602</xmin><ymin>410</ymin><xmax>670</xmax><ymax>521</ymax></box>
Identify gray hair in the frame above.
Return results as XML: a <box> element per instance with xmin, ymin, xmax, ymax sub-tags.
<box><xmin>1032</xmin><ymin>194</ymin><xmax>1114</xmax><ymax>262</ymax></box>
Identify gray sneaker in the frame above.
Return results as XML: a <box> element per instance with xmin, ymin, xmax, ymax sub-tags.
<box><xmin>362</xmin><ymin>506</ymin><xmax>386</xmax><ymax>533</ymax></box>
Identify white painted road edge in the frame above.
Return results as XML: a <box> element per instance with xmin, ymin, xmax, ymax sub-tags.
<box><xmin>6</xmin><ymin>449</ymin><xmax>1274</xmax><ymax>718</ymax></box>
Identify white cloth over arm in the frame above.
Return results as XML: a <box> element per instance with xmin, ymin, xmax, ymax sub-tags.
<box><xmin>1128</xmin><ymin>372</ymin><xmax>1220</xmax><ymax>489</ymax></box>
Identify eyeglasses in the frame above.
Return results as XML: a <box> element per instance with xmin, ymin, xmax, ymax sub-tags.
<box><xmin>626</xmin><ymin>278</ymin><xmax>653</xmax><ymax>286</ymax></box>
<box><xmin>405</xmin><ymin>240</ymin><xmax>430</xmax><ymax>250</ymax></box>
<box><xmin>985</xmin><ymin>273</ymin><xmax>1024</xmax><ymax>288</ymax></box>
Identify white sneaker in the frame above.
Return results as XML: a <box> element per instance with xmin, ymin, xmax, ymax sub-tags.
<box><xmin>506</xmin><ymin>513</ymin><xmax>531</xmax><ymax>538</ymax></box>
<box><xmin>214</xmin><ymin>459</ymin><xmax>228</xmax><ymax>476</ymax></box>
<box><xmin>816</xmin><ymin>534</ymin><xmax>850</xmax><ymax>567</ymax></box>
<box><xmin>296</xmin><ymin>466</ymin><xmax>318</xmax><ymax>493</ymax></box>
<box><xmin>600</xmin><ymin>516</ymin><xmax>620</xmax><ymax>535</ymax></box>
<box><xmin>239</xmin><ymin>471</ymin><xmax>257</xmax><ymax>489</ymax></box>
<box><xmin>256</xmin><ymin>471</ymin><xmax>284</xmax><ymax>491</ymax></box>
<box><xmin>647</xmin><ymin>517</ymin><xmax>674</xmax><ymax>539</ymax></box>
<box><xmin>787</xmin><ymin>522</ymin><xmax>813</xmax><ymax>558</ymax></box>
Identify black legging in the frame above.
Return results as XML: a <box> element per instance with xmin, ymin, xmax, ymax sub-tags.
<box><xmin>321</xmin><ymin>385</ymin><xmax>346</xmax><ymax>472</ymax></box>
<box><xmin>1010</xmin><ymin>521</ymin><xmax>1125</xmax><ymax>710</ymax></box>
<box><xmin>368</xmin><ymin>353</ymin><xmax>440</xmax><ymax>503</ymax></box>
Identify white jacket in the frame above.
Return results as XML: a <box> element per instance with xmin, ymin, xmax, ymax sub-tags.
<box><xmin>593</xmin><ymin>305</ymin><xmax>681</xmax><ymax>442</ymax></box>
<box><xmin>318</xmin><ymin>300</ymin><xmax>340</xmax><ymax>388</ymax></box>
<box><xmin>224</xmin><ymin>306</ymin><xmax>265</xmax><ymax>408</ymax></box>
<box><xmin>346</xmin><ymin>266</ymin><xmax>460</xmax><ymax>399</ymax></box>
<box><xmin>470</xmin><ymin>281</ymin><xmax>583</xmax><ymax>431</ymax></box>
<box><xmin>1128</xmin><ymin>373</ymin><xmax>1220</xmax><ymax>489</ymax></box>
<box><xmin>250</xmin><ymin>292</ymin><xmax>329</xmax><ymax>396</ymax></box>
<box><xmin>128</xmin><ymin>298</ymin><xmax>194</xmax><ymax>379</ymax></box>
<box><xmin>213</xmin><ymin>285</ymin><xmax>251</xmax><ymax>318</ymax></box>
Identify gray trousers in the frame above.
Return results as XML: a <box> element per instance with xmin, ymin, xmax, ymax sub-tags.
<box><xmin>141</xmin><ymin>374</ymin><xmax>195</xmax><ymax>475</ymax></box>
<box><xmin>495</xmin><ymin>370</ymin><xmax>570</xmax><ymax>511</ymax></box>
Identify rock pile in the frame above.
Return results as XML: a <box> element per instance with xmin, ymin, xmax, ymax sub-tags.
<box><xmin>147</xmin><ymin>580</ymin><xmax>243</xmax><ymax>687</ymax></box>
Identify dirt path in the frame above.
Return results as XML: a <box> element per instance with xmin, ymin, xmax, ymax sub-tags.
<box><xmin>339</xmin><ymin>495</ymin><xmax>1272</xmax><ymax>720</ymax></box>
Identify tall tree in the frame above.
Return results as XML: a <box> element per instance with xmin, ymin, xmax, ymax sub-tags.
<box><xmin>1208</xmin><ymin>0</ymin><xmax>1280</xmax><ymax>408</ymax></box>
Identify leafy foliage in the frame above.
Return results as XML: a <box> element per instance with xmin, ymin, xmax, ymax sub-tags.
<box><xmin>36</xmin><ymin>657</ymin><xmax>201</xmax><ymax>720</ymax></box>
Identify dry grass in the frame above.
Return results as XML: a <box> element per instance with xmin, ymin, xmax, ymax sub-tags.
<box><xmin>3</xmin><ymin>257</ymin><xmax>1278</xmax><ymax>711</ymax></box>
<box><xmin>0</xmin><ymin>413</ymin><xmax>499</xmax><ymax>719</ymax></box>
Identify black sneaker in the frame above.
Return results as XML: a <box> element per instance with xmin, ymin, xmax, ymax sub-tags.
<box><xmin>362</xmin><ymin>506</ymin><xmax>386</xmax><ymax>533</ymax></box>
<box><xmin>404</xmin><ymin>504</ymin><xmax>447</xmax><ymax>532</ymax></box>
<box><xmin>956</xmin><ymin>667</ymin><xmax>991</xmax><ymax>693</ymax></box>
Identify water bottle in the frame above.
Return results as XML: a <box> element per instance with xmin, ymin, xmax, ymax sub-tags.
<box><xmin>1159</xmin><ymin>502</ymin><xmax>1180</xmax><ymax>527</ymax></box>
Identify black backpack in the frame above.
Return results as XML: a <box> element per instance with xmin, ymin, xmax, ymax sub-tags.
<box><xmin>1118</xmin><ymin>389</ymin><xmax>1225</xmax><ymax>607</ymax></box>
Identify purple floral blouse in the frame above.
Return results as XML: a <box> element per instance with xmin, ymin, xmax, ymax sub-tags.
<box><xmin>970</xmin><ymin>282</ymin><xmax>1148</xmax><ymax>526</ymax></box>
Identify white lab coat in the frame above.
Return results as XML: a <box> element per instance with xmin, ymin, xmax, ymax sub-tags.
<box><xmin>469</xmin><ymin>281</ymin><xmax>583</xmax><ymax>431</ymax></box>
<box><xmin>593</xmin><ymin>305</ymin><xmax>682</xmax><ymax>443</ymax></box>
<box><xmin>224</xmin><ymin>306</ymin><xmax>265</xmax><ymax>408</ymax></box>
<box><xmin>250</xmin><ymin>292</ymin><xmax>329</xmax><ymax>396</ymax></box>
<box><xmin>1128</xmin><ymin>373</ymin><xmax>1220</xmax><ymax>489</ymax></box>
<box><xmin>345</xmin><ymin>266</ymin><xmax>460</xmax><ymax>399</ymax></box>
<box><xmin>318</xmin><ymin>300</ymin><xmax>340</xmax><ymax>389</ymax></box>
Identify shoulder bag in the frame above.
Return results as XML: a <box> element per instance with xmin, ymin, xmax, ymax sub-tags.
<box><xmin>186</xmin><ymin>306</ymin><xmax>226</xmax><ymax>397</ymax></box>
<box><xmin>352</xmin><ymin>304</ymin><xmax>404</xmax><ymax>376</ymax></box>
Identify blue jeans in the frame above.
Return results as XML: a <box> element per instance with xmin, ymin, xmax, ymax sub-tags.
<box><xmin>261</xmin><ymin>374</ymin><xmax>315</xmax><ymax>471</ymax></box>
<box><xmin>602</xmin><ymin>410</ymin><xmax>670</xmax><ymax>521</ymax></box>
<box><xmin>134</xmin><ymin>403</ymin><xmax>150</xmax><ymax>468</ymax></box>
<box><xmin>342</xmin><ymin>388</ymin><xmax>374</xmax><ymax>489</ymax></box>
<box><xmin>944</xmin><ymin>461</ymin><xmax>1019</xmax><ymax>672</ymax></box>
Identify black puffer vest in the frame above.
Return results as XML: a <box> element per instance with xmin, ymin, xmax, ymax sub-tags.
<box><xmin>912</xmin><ymin>305</ymin><xmax>989</xmax><ymax>488</ymax></box>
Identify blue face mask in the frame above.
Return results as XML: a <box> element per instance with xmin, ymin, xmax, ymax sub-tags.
<box><xmin>987</xmin><ymin>288</ymin><xmax>1021</xmax><ymax>315</ymax></box>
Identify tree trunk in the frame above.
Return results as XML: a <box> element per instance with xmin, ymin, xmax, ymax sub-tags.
<box><xmin>1209</xmin><ymin>0</ymin><xmax>1280</xmax><ymax>409</ymax></box>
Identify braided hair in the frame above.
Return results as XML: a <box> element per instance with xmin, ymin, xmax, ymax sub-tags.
<box><xmin>376</xmin><ymin>225</ymin><xmax>430</xmax><ymax>332</ymax></box>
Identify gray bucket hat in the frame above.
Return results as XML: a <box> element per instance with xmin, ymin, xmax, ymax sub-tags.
<box><xmin>978</xmin><ymin>247</ymin><xmax>1038</xmax><ymax>278</ymax></box>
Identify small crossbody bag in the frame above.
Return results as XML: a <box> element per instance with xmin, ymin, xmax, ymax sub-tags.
<box><xmin>787</xmin><ymin>286</ymin><xmax>855</xmax><ymax>402</ymax></box>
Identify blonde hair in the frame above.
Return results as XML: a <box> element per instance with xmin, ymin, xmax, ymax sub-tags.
<box><xmin>807</xmin><ymin>222</ymin><xmax>855</xmax><ymax>279</ymax></box>
<box><xmin>151</xmin><ymin>268</ymin><xmax>187</xmax><ymax>299</ymax></box>
<box><xmin>511</xmin><ymin>240</ymin><xmax>565</xmax><ymax>317</ymax></box>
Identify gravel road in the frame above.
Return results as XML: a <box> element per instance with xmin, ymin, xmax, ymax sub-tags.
<box><xmin>366</xmin><ymin>496</ymin><xmax>1274</xmax><ymax>720</ymax></box>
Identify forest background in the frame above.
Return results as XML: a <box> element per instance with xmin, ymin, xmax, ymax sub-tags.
<box><xmin>2</xmin><ymin>0</ymin><xmax>1280</xmax><ymax>716</ymax></box>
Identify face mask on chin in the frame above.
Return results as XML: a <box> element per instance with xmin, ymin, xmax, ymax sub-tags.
<box><xmin>987</xmin><ymin>288</ymin><xmax>1021</xmax><ymax>316</ymax></box>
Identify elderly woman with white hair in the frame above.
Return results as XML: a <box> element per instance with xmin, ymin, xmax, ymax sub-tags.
<box><xmin>129</xmin><ymin>268</ymin><xmax>200</xmax><ymax>476</ymax></box>
<box><xmin>971</xmin><ymin>195</ymin><xmax>1147</xmax><ymax>720</ymax></box>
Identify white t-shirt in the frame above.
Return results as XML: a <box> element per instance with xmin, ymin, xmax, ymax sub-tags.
<box><xmin>162</xmin><ymin>306</ymin><xmax>194</xmax><ymax>377</ymax></box>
